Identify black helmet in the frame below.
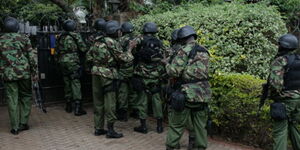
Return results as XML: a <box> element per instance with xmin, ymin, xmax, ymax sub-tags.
<box><xmin>4</xmin><ymin>17</ymin><xmax>19</xmax><ymax>33</ymax></box>
<box><xmin>143</xmin><ymin>22</ymin><xmax>158</xmax><ymax>33</ymax></box>
<box><xmin>121</xmin><ymin>22</ymin><xmax>134</xmax><ymax>33</ymax></box>
<box><xmin>278</xmin><ymin>34</ymin><xmax>299</xmax><ymax>50</ymax></box>
<box><xmin>105</xmin><ymin>20</ymin><xmax>120</xmax><ymax>35</ymax></box>
<box><xmin>177</xmin><ymin>25</ymin><xmax>197</xmax><ymax>40</ymax></box>
<box><xmin>171</xmin><ymin>29</ymin><xmax>179</xmax><ymax>42</ymax></box>
<box><xmin>63</xmin><ymin>20</ymin><xmax>76</xmax><ymax>32</ymax></box>
<box><xmin>94</xmin><ymin>18</ymin><xmax>106</xmax><ymax>31</ymax></box>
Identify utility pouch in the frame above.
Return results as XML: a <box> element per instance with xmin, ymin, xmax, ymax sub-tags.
<box><xmin>170</xmin><ymin>90</ymin><xmax>186</xmax><ymax>112</ymax></box>
<box><xmin>270</xmin><ymin>102</ymin><xmax>288</xmax><ymax>121</ymax></box>
<box><xmin>131</xmin><ymin>77</ymin><xmax>145</xmax><ymax>92</ymax></box>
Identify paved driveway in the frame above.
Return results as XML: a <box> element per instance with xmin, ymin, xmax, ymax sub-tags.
<box><xmin>0</xmin><ymin>105</ymin><xmax>259</xmax><ymax>150</ymax></box>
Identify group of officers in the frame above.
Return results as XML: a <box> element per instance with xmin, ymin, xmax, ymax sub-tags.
<box><xmin>0</xmin><ymin>16</ymin><xmax>299</xmax><ymax>150</ymax></box>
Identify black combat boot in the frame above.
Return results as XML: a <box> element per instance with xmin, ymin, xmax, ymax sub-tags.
<box><xmin>74</xmin><ymin>101</ymin><xmax>87</xmax><ymax>116</ymax></box>
<box><xmin>19</xmin><ymin>124</ymin><xmax>29</xmax><ymax>132</ymax></box>
<box><xmin>10</xmin><ymin>129</ymin><xmax>19</xmax><ymax>135</ymax></box>
<box><xmin>65</xmin><ymin>101</ymin><xmax>72</xmax><ymax>113</ymax></box>
<box><xmin>188</xmin><ymin>136</ymin><xmax>196</xmax><ymax>150</ymax></box>
<box><xmin>134</xmin><ymin>119</ymin><xmax>148</xmax><ymax>134</ymax></box>
<box><xmin>106</xmin><ymin>123</ymin><xmax>123</xmax><ymax>138</ymax></box>
<box><xmin>156</xmin><ymin>118</ymin><xmax>164</xmax><ymax>133</ymax></box>
<box><xmin>94</xmin><ymin>129</ymin><xmax>107</xmax><ymax>136</ymax></box>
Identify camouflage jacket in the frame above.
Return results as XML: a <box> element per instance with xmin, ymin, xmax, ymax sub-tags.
<box><xmin>0</xmin><ymin>33</ymin><xmax>37</xmax><ymax>81</ymax></box>
<box><xmin>56</xmin><ymin>32</ymin><xmax>87</xmax><ymax>65</ymax></box>
<box><xmin>86</xmin><ymin>34</ymin><xmax>104</xmax><ymax>66</ymax></box>
<box><xmin>118</xmin><ymin>34</ymin><xmax>134</xmax><ymax>79</ymax></box>
<box><xmin>165</xmin><ymin>40</ymin><xmax>211</xmax><ymax>103</ymax></box>
<box><xmin>132</xmin><ymin>35</ymin><xmax>165</xmax><ymax>79</ymax></box>
<box><xmin>86</xmin><ymin>32</ymin><xmax>105</xmax><ymax>48</ymax></box>
<box><xmin>269</xmin><ymin>53</ymin><xmax>300</xmax><ymax>99</ymax></box>
<box><xmin>87</xmin><ymin>36</ymin><xmax>133</xmax><ymax>80</ymax></box>
<box><xmin>165</xmin><ymin>43</ymin><xmax>181</xmax><ymax>60</ymax></box>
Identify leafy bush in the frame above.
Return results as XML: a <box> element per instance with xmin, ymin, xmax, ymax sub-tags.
<box><xmin>132</xmin><ymin>3</ymin><xmax>287</xmax><ymax>78</ymax></box>
<box><xmin>19</xmin><ymin>3</ymin><xmax>64</xmax><ymax>26</ymax></box>
<box><xmin>210</xmin><ymin>73</ymin><xmax>272</xmax><ymax>148</ymax></box>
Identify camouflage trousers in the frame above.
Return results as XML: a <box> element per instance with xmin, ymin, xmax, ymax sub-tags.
<box><xmin>272</xmin><ymin>99</ymin><xmax>300</xmax><ymax>150</ymax></box>
<box><xmin>4</xmin><ymin>79</ymin><xmax>32</xmax><ymax>130</ymax></box>
<box><xmin>93</xmin><ymin>75</ymin><xmax>118</xmax><ymax>129</ymax></box>
<box><xmin>136</xmin><ymin>79</ymin><xmax>163</xmax><ymax>119</ymax></box>
<box><xmin>63</xmin><ymin>76</ymin><xmax>82</xmax><ymax>102</ymax></box>
<box><xmin>117</xmin><ymin>81</ymin><xmax>130</xmax><ymax>111</ymax></box>
<box><xmin>166</xmin><ymin>104</ymin><xmax>208</xmax><ymax>149</ymax></box>
<box><xmin>92</xmin><ymin>75</ymin><xmax>104</xmax><ymax>129</ymax></box>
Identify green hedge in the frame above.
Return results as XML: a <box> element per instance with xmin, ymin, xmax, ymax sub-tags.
<box><xmin>132</xmin><ymin>3</ymin><xmax>287</xmax><ymax>78</ymax></box>
<box><xmin>210</xmin><ymin>73</ymin><xmax>272</xmax><ymax>148</ymax></box>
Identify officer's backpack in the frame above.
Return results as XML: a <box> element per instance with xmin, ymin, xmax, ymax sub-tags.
<box><xmin>138</xmin><ymin>36</ymin><xmax>163</xmax><ymax>64</ymax></box>
<box><xmin>283</xmin><ymin>54</ymin><xmax>300</xmax><ymax>90</ymax></box>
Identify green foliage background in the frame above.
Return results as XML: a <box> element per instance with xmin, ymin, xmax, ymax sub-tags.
<box><xmin>132</xmin><ymin>3</ymin><xmax>287</xmax><ymax>78</ymax></box>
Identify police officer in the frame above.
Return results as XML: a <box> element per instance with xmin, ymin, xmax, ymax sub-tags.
<box><xmin>86</xmin><ymin>19</ymin><xmax>108</xmax><ymax>136</ymax></box>
<box><xmin>56</xmin><ymin>19</ymin><xmax>87</xmax><ymax>116</ymax></box>
<box><xmin>88</xmin><ymin>20</ymin><xmax>133</xmax><ymax>138</ymax></box>
<box><xmin>117</xmin><ymin>22</ymin><xmax>135</xmax><ymax>121</ymax></box>
<box><xmin>268</xmin><ymin>34</ymin><xmax>300</xmax><ymax>150</ymax></box>
<box><xmin>131</xmin><ymin>22</ymin><xmax>165</xmax><ymax>134</ymax></box>
<box><xmin>87</xmin><ymin>18</ymin><xmax>106</xmax><ymax>47</ymax></box>
<box><xmin>165</xmin><ymin>29</ymin><xmax>180</xmax><ymax>59</ymax></box>
<box><xmin>0</xmin><ymin>17</ymin><xmax>38</xmax><ymax>135</ymax></box>
<box><xmin>164</xmin><ymin>26</ymin><xmax>211</xmax><ymax>150</ymax></box>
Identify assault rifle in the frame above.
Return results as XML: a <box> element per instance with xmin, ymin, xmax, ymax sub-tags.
<box><xmin>258</xmin><ymin>76</ymin><xmax>270</xmax><ymax>116</ymax></box>
<box><xmin>33</xmin><ymin>81</ymin><xmax>47</xmax><ymax>113</ymax></box>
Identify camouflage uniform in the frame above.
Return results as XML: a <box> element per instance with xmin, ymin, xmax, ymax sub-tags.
<box><xmin>133</xmin><ymin>35</ymin><xmax>165</xmax><ymax>120</ymax></box>
<box><xmin>165</xmin><ymin>40</ymin><xmax>211</xmax><ymax>149</ymax></box>
<box><xmin>269</xmin><ymin>54</ymin><xmax>300</xmax><ymax>150</ymax></box>
<box><xmin>86</xmin><ymin>32</ymin><xmax>105</xmax><ymax>71</ymax></box>
<box><xmin>86</xmin><ymin>35</ymin><xmax>105</xmax><ymax>131</ymax></box>
<box><xmin>0</xmin><ymin>33</ymin><xmax>37</xmax><ymax>130</ymax></box>
<box><xmin>87</xmin><ymin>36</ymin><xmax>133</xmax><ymax>129</ymax></box>
<box><xmin>117</xmin><ymin>33</ymin><xmax>135</xmax><ymax>116</ymax></box>
<box><xmin>56</xmin><ymin>32</ymin><xmax>87</xmax><ymax>104</ymax></box>
<box><xmin>166</xmin><ymin>42</ymin><xmax>197</xmax><ymax>146</ymax></box>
